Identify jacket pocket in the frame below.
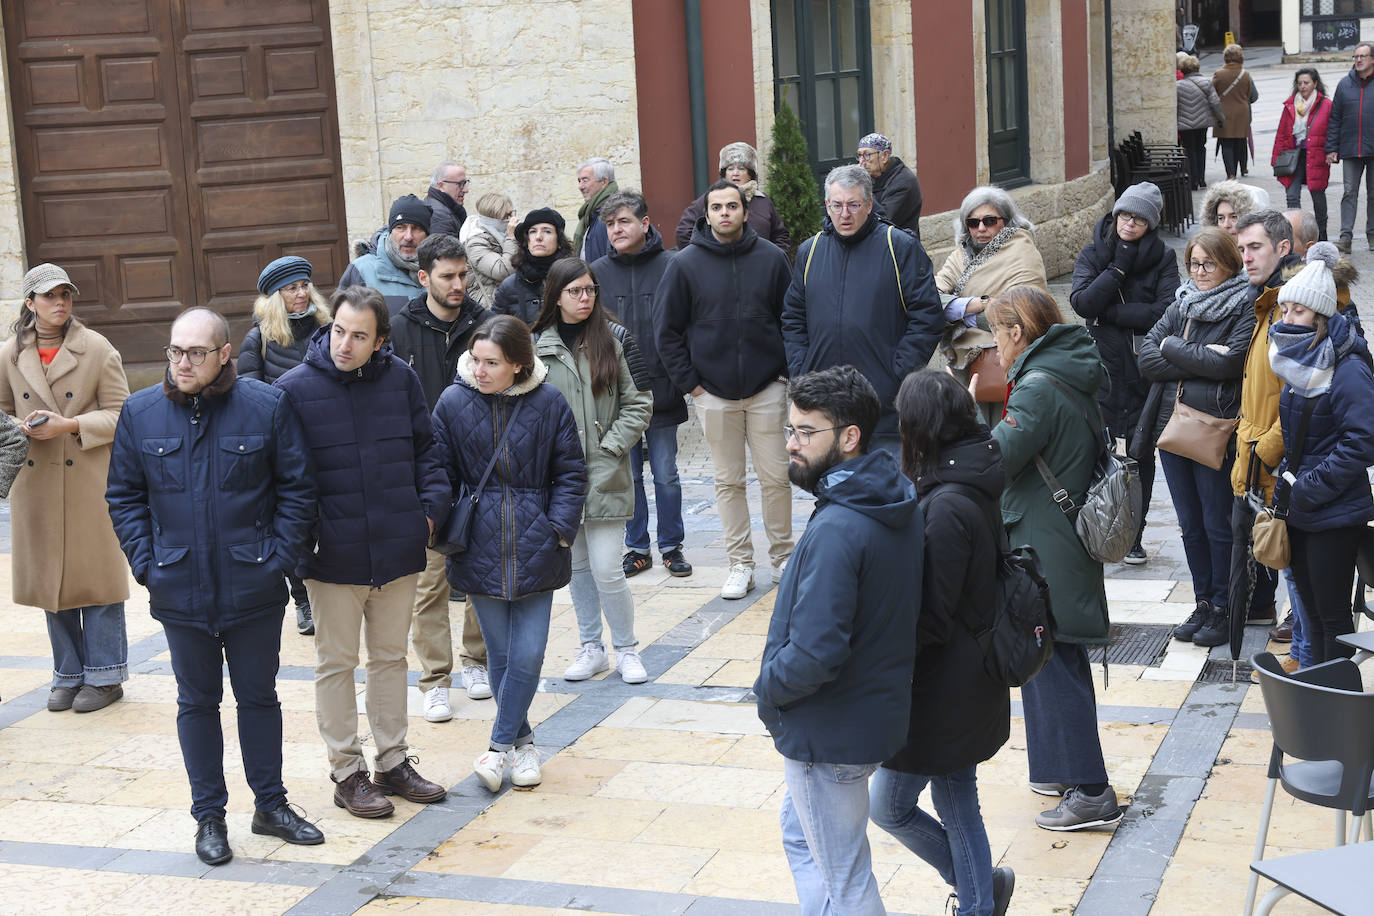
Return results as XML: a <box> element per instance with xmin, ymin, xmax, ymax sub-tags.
<box><xmin>590</xmin><ymin>446</ymin><xmax>632</xmax><ymax>498</ymax></box>
<box><xmin>140</xmin><ymin>437</ymin><xmax>185</xmax><ymax>492</ymax></box>
<box><xmin>218</xmin><ymin>434</ymin><xmax>267</xmax><ymax>490</ymax></box>
<box><xmin>147</xmin><ymin>543</ymin><xmax>190</xmax><ymax>597</ymax></box>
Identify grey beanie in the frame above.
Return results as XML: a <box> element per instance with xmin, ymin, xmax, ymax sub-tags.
<box><xmin>1278</xmin><ymin>242</ymin><xmax>1339</xmax><ymax>317</ymax></box>
<box><xmin>1113</xmin><ymin>182</ymin><xmax>1164</xmax><ymax>231</ymax></box>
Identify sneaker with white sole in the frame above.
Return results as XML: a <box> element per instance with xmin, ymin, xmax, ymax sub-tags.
<box><xmin>563</xmin><ymin>642</ymin><xmax>609</xmax><ymax>680</ymax></box>
<box><xmin>422</xmin><ymin>685</ymin><xmax>452</xmax><ymax>723</ymax></box>
<box><xmin>1029</xmin><ymin>781</ymin><xmax>1069</xmax><ymax>796</ymax></box>
<box><xmin>473</xmin><ymin>749</ymin><xmax>506</xmax><ymax>792</ymax></box>
<box><xmin>510</xmin><ymin>744</ymin><xmax>542</xmax><ymax>787</ymax></box>
<box><xmin>721</xmin><ymin>564</ymin><xmax>755</xmax><ymax>600</ymax></box>
<box><xmin>618</xmin><ymin>647</ymin><xmax>648</xmax><ymax>684</ymax></box>
<box><xmin>461</xmin><ymin>665</ymin><xmax>492</xmax><ymax>700</ymax></box>
<box><xmin>1035</xmin><ymin>785</ymin><xmax>1123</xmax><ymax>831</ymax></box>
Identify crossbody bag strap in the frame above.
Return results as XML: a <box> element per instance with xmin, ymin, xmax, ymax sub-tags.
<box><xmin>1220</xmin><ymin>68</ymin><xmax>1247</xmax><ymax>98</ymax></box>
<box><xmin>472</xmin><ymin>398</ymin><xmax>524</xmax><ymax>498</ymax></box>
<box><xmin>1175</xmin><ymin>318</ymin><xmax>1193</xmax><ymax>402</ymax></box>
<box><xmin>1274</xmin><ymin>397</ymin><xmax>1318</xmax><ymax>516</ymax></box>
<box><xmin>1022</xmin><ymin>370</ymin><xmax>1108</xmax><ymax>521</ymax></box>
<box><xmin>802</xmin><ymin>232</ymin><xmax>823</xmax><ymax>285</ymax></box>
<box><xmin>885</xmin><ymin>225</ymin><xmax>907</xmax><ymax>311</ymax></box>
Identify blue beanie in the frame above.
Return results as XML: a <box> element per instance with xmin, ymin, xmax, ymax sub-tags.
<box><xmin>257</xmin><ymin>256</ymin><xmax>313</xmax><ymax>296</ymax></box>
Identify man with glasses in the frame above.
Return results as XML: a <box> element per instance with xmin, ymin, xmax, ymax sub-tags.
<box><xmin>781</xmin><ymin>164</ymin><xmax>943</xmax><ymax>454</ymax></box>
<box><xmin>1326</xmin><ymin>43</ymin><xmax>1374</xmax><ymax>253</ymax></box>
<box><xmin>756</xmin><ymin>365</ymin><xmax>921</xmax><ymax>915</ymax></box>
<box><xmin>107</xmin><ymin>307</ymin><xmax>322</xmax><ymax>865</ymax></box>
<box><xmin>856</xmin><ymin>132</ymin><xmax>923</xmax><ymax>238</ymax></box>
<box><xmin>425</xmin><ymin>161</ymin><xmax>468</xmax><ymax>237</ymax></box>
<box><xmin>657</xmin><ymin>179</ymin><xmax>795</xmax><ymax>600</ymax></box>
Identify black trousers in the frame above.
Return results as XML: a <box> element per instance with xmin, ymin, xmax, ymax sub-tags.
<box><xmin>1220</xmin><ymin>137</ymin><xmax>1248</xmax><ymax>179</ymax></box>
<box><xmin>1180</xmin><ymin>128</ymin><xmax>1208</xmax><ymax>188</ymax></box>
<box><xmin>1289</xmin><ymin>525</ymin><xmax>1361</xmax><ymax>664</ymax></box>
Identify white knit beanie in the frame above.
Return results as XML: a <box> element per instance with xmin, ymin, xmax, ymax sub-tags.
<box><xmin>1278</xmin><ymin>241</ymin><xmax>1339</xmax><ymax>317</ymax></box>
<box><xmin>718</xmin><ymin>142</ymin><xmax>759</xmax><ymax>178</ymax></box>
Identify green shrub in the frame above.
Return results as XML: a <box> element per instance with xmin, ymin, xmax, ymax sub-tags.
<box><xmin>765</xmin><ymin>101</ymin><xmax>822</xmax><ymax>260</ymax></box>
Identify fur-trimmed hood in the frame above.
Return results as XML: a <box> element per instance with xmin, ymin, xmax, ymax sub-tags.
<box><xmin>455</xmin><ymin>349</ymin><xmax>548</xmax><ymax>395</ymax></box>
<box><xmin>1201</xmin><ymin>179</ymin><xmax>1270</xmax><ymax>226</ymax></box>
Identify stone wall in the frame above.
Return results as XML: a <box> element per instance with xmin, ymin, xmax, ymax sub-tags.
<box><xmin>327</xmin><ymin>0</ymin><xmax>644</xmax><ymax>244</ymax></box>
<box><xmin>870</xmin><ymin>0</ymin><xmax>918</xmax><ymax>164</ymax></box>
<box><xmin>1111</xmin><ymin>0</ymin><xmax>1178</xmax><ymax>144</ymax></box>
<box><xmin>0</xmin><ymin>27</ymin><xmax>28</xmax><ymax>335</ymax></box>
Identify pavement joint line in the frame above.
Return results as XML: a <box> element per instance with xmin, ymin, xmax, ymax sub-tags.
<box><xmin>0</xmin><ymin>839</ymin><xmax>340</xmax><ymax>886</ymax></box>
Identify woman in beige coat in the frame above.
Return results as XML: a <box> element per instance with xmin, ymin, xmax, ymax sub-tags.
<box><xmin>1212</xmin><ymin>43</ymin><xmax>1259</xmax><ymax>180</ymax></box>
<box><xmin>459</xmin><ymin>192</ymin><xmax>519</xmax><ymax>309</ymax></box>
<box><xmin>0</xmin><ymin>264</ymin><xmax>131</xmax><ymax>713</ymax></box>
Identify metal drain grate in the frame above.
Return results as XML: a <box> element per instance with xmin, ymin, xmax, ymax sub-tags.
<box><xmin>1198</xmin><ymin>658</ymin><xmax>1254</xmax><ymax>683</ymax></box>
<box><xmin>1085</xmin><ymin>624</ymin><xmax>1174</xmax><ymax>666</ymax></box>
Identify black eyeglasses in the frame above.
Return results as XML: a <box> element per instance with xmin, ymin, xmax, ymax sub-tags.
<box><xmin>165</xmin><ymin>345</ymin><xmax>225</xmax><ymax>366</ymax></box>
<box><xmin>783</xmin><ymin>425</ymin><xmax>842</xmax><ymax>445</ymax></box>
<box><xmin>965</xmin><ymin>215</ymin><xmax>1005</xmax><ymax>230</ymax></box>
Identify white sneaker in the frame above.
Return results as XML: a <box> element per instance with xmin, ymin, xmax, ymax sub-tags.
<box><xmin>461</xmin><ymin>665</ymin><xmax>492</xmax><ymax>700</ymax></box>
<box><xmin>510</xmin><ymin>744</ymin><xmax>542</xmax><ymax>787</ymax></box>
<box><xmin>617</xmin><ymin>647</ymin><xmax>648</xmax><ymax>684</ymax></box>
<box><xmin>721</xmin><ymin>564</ymin><xmax>755</xmax><ymax>600</ymax></box>
<box><xmin>563</xmin><ymin>642</ymin><xmax>609</xmax><ymax>681</ymax></box>
<box><xmin>423</xmin><ymin>685</ymin><xmax>452</xmax><ymax>723</ymax></box>
<box><xmin>473</xmin><ymin>749</ymin><xmax>506</xmax><ymax>792</ymax></box>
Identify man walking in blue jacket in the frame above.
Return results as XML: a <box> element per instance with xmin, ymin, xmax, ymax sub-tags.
<box><xmin>107</xmin><ymin>308</ymin><xmax>322</xmax><ymax>866</ymax></box>
<box><xmin>755</xmin><ymin>366</ymin><xmax>923</xmax><ymax>915</ymax></box>
<box><xmin>275</xmin><ymin>286</ymin><xmax>451</xmax><ymax>819</ymax></box>
<box><xmin>1327</xmin><ymin>43</ymin><xmax>1374</xmax><ymax>252</ymax></box>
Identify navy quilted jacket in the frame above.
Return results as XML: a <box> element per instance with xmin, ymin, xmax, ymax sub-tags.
<box><xmin>274</xmin><ymin>327</ymin><xmax>450</xmax><ymax>586</ymax></box>
<box><xmin>431</xmin><ymin>353</ymin><xmax>587</xmax><ymax>599</ymax></box>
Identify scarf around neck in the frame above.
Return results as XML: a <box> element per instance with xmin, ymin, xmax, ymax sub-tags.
<box><xmin>1174</xmin><ymin>273</ymin><xmax>1251</xmax><ymax>322</ymax></box>
<box><xmin>478</xmin><ymin>213</ymin><xmax>509</xmax><ymax>240</ymax></box>
<box><xmin>1269</xmin><ymin>322</ymin><xmax>1337</xmax><ymax>397</ymax></box>
<box><xmin>518</xmin><ymin>251</ymin><xmax>558</xmax><ymax>284</ymax></box>
<box><xmin>952</xmin><ymin>225</ymin><xmax>1018</xmax><ymax>296</ymax></box>
<box><xmin>384</xmin><ymin>233</ymin><xmax>420</xmax><ymax>282</ymax></box>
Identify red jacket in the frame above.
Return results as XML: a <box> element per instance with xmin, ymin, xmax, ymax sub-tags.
<box><xmin>1273</xmin><ymin>93</ymin><xmax>1333</xmax><ymax>192</ymax></box>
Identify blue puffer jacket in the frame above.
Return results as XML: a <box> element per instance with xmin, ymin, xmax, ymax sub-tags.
<box><xmin>106</xmin><ymin>369</ymin><xmax>316</xmax><ymax>633</ymax></box>
<box><xmin>337</xmin><ymin>249</ymin><xmax>424</xmax><ymax>311</ymax></box>
<box><xmin>1275</xmin><ymin>313</ymin><xmax>1374</xmax><ymax>531</ymax></box>
<box><xmin>754</xmin><ymin>449</ymin><xmax>922</xmax><ymax>764</ymax></box>
<box><xmin>431</xmin><ymin>353</ymin><xmax>587</xmax><ymax>599</ymax></box>
<box><xmin>274</xmin><ymin>327</ymin><xmax>450</xmax><ymax>586</ymax></box>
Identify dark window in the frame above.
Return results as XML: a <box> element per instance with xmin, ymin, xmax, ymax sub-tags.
<box><xmin>1301</xmin><ymin>0</ymin><xmax>1374</xmax><ymax>19</ymax></box>
<box><xmin>772</xmin><ymin>0</ymin><xmax>875</xmax><ymax>183</ymax></box>
<box><xmin>986</xmin><ymin>0</ymin><xmax>1030</xmax><ymax>187</ymax></box>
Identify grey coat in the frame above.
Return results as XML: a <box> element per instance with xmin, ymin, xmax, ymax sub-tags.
<box><xmin>1177</xmin><ymin>73</ymin><xmax>1223</xmax><ymax>131</ymax></box>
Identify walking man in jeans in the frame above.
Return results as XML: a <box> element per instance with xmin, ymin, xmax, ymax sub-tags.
<box><xmin>1326</xmin><ymin>42</ymin><xmax>1374</xmax><ymax>252</ymax></box>
<box><xmin>755</xmin><ymin>366</ymin><xmax>922</xmax><ymax>914</ymax></box>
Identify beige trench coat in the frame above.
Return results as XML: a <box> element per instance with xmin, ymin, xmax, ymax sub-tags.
<box><xmin>0</xmin><ymin>320</ymin><xmax>130</xmax><ymax>611</ymax></box>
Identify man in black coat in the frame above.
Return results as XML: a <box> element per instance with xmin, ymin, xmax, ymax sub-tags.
<box><xmin>592</xmin><ymin>190</ymin><xmax>693</xmax><ymax>580</ymax></box>
<box><xmin>425</xmin><ymin>161</ymin><xmax>468</xmax><ymax>237</ymax></box>
<box><xmin>389</xmin><ymin>233</ymin><xmax>493</xmax><ymax>722</ymax></box>
<box><xmin>656</xmin><ymin>180</ymin><xmax>795</xmax><ymax>601</ymax></box>
<box><xmin>858</xmin><ymin>132</ymin><xmax>923</xmax><ymax>238</ymax></box>
<box><xmin>1326</xmin><ymin>44</ymin><xmax>1374</xmax><ymax>252</ymax></box>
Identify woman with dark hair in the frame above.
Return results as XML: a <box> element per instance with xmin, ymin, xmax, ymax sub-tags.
<box><xmin>870</xmin><ymin>368</ymin><xmax>1014</xmax><ymax>916</ymax></box>
<box><xmin>532</xmin><ymin>259</ymin><xmax>653</xmax><ymax>686</ymax></box>
<box><xmin>1273</xmin><ymin>67</ymin><xmax>1332</xmax><ymax>241</ymax></box>
<box><xmin>675</xmin><ymin>142</ymin><xmax>790</xmax><ymax>253</ymax></box>
<box><xmin>0</xmin><ymin>263</ymin><xmax>130</xmax><ymax>713</ymax></box>
<box><xmin>430</xmin><ymin>314</ymin><xmax>587</xmax><ymax>791</ymax></box>
<box><xmin>1137</xmin><ymin>228</ymin><xmax>1254</xmax><ymax>647</ymax></box>
<box><xmin>983</xmin><ymin>287</ymin><xmax>1121</xmax><ymax>832</ymax></box>
<box><xmin>493</xmin><ymin>208</ymin><xmax>573</xmax><ymax>325</ymax></box>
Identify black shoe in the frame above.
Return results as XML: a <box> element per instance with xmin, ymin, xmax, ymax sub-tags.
<box><xmin>1122</xmin><ymin>543</ymin><xmax>1147</xmax><ymax>566</ymax></box>
<box><xmin>622</xmin><ymin>550</ymin><xmax>652</xmax><ymax>578</ymax></box>
<box><xmin>296</xmin><ymin>602</ymin><xmax>314</xmax><ymax>636</ymax></box>
<box><xmin>662</xmin><ymin>548</ymin><xmax>693</xmax><ymax>577</ymax></box>
<box><xmin>251</xmin><ymin>804</ymin><xmax>324</xmax><ymax>845</ymax></box>
<box><xmin>991</xmin><ymin>865</ymin><xmax>1016</xmax><ymax>916</ymax></box>
<box><xmin>1339</xmin><ymin>235</ymin><xmax>1353</xmax><ymax>254</ymax></box>
<box><xmin>195</xmin><ymin>815</ymin><xmax>232</xmax><ymax>865</ymax></box>
<box><xmin>1173</xmin><ymin>601</ymin><xmax>1209</xmax><ymax>641</ymax></box>
<box><xmin>1246</xmin><ymin>603</ymin><xmax>1277</xmax><ymax>626</ymax></box>
<box><xmin>1193</xmin><ymin>608</ymin><xmax>1230</xmax><ymax>647</ymax></box>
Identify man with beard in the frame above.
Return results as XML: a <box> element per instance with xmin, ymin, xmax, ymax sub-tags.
<box><xmin>754</xmin><ymin>365</ymin><xmax>923</xmax><ymax>915</ymax></box>
<box><xmin>338</xmin><ymin>195</ymin><xmax>430</xmax><ymax>310</ymax></box>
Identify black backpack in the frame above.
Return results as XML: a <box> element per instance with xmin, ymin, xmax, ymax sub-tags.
<box><xmin>938</xmin><ymin>482</ymin><xmax>1056</xmax><ymax>688</ymax></box>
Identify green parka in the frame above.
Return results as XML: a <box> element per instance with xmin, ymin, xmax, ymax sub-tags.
<box><xmin>992</xmin><ymin>323</ymin><xmax>1110</xmax><ymax>644</ymax></box>
<box><xmin>536</xmin><ymin>326</ymin><xmax>652</xmax><ymax>522</ymax></box>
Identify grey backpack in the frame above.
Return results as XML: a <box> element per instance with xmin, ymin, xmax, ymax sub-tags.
<box><xmin>1027</xmin><ymin>372</ymin><xmax>1142</xmax><ymax>565</ymax></box>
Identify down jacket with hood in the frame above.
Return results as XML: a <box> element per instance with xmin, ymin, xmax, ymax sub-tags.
<box><xmin>387</xmin><ymin>292</ymin><xmax>492</xmax><ymax>410</ymax></box>
<box><xmin>884</xmin><ymin>431</ymin><xmax>1010</xmax><ymax>777</ymax></box>
<box><xmin>675</xmin><ymin>190</ymin><xmax>790</xmax><ymax>255</ymax></box>
<box><xmin>1201</xmin><ymin>180</ymin><xmax>1270</xmax><ymax>227</ymax></box>
<box><xmin>431</xmin><ymin>353</ymin><xmax>587</xmax><ymax>600</ymax></box>
<box><xmin>1069</xmin><ymin>212</ymin><xmax>1182</xmax><ymax>438</ymax></box>
<box><xmin>754</xmin><ymin>449</ymin><xmax>923</xmax><ymax>764</ymax></box>
<box><xmin>459</xmin><ymin>218</ymin><xmax>518</xmax><ymax>310</ymax></box>
<box><xmin>1274</xmin><ymin>92</ymin><xmax>1333</xmax><ymax>193</ymax></box>
<box><xmin>273</xmin><ymin>327</ymin><xmax>450</xmax><ymax>586</ymax></box>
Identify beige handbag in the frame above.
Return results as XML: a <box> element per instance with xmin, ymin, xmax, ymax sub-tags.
<box><xmin>1252</xmin><ymin>509</ymin><xmax>1290</xmax><ymax>570</ymax></box>
<box><xmin>1154</xmin><ymin>320</ymin><xmax>1239</xmax><ymax>471</ymax></box>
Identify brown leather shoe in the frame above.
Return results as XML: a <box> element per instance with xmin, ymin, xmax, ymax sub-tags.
<box><xmin>374</xmin><ymin>756</ymin><xmax>447</xmax><ymax>803</ymax></box>
<box><xmin>331</xmin><ymin>770</ymin><xmax>394</xmax><ymax>818</ymax></box>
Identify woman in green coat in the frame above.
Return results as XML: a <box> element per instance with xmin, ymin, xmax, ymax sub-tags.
<box><xmin>984</xmin><ymin>287</ymin><xmax>1122</xmax><ymax>833</ymax></box>
<box><xmin>533</xmin><ymin>258</ymin><xmax>653</xmax><ymax>686</ymax></box>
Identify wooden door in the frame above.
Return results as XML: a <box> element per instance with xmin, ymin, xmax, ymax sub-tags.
<box><xmin>2</xmin><ymin>0</ymin><xmax>347</xmax><ymax>365</ymax></box>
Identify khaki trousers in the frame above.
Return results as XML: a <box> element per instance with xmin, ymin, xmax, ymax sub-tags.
<box><xmin>695</xmin><ymin>380</ymin><xmax>795</xmax><ymax>567</ymax></box>
<box><xmin>307</xmin><ymin>574</ymin><xmax>417</xmax><ymax>781</ymax></box>
<box><xmin>411</xmin><ymin>548</ymin><xmax>487</xmax><ymax>692</ymax></box>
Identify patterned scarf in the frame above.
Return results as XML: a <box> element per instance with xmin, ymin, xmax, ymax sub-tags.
<box><xmin>951</xmin><ymin>225</ymin><xmax>1018</xmax><ymax>296</ymax></box>
<box><xmin>1269</xmin><ymin>322</ymin><xmax>1336</xmax><ymax>397</ymax></box>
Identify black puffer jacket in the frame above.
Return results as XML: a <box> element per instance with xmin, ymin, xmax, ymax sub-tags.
<box><xmin>885</xmin><ymin>431</ymin><xmax>1009</xmax><ymax>776</ymax></box>
<box><xmin>591</xmin><ymin>226</ymin><xmax>686</xmax><ymax>428</ymax></box>
<box><xmin>492</xmin><ymin>262</ymin><xmax>549</xmax><ymax>326</ymax></box>
<box><xmin>872</xmin><ymin>157</ymin><xmax>923</xmax><ymax>238</ymax></box>
<box><xmin>1069</xmin><ymin>214</ymin><xmax>1181</xmax><ymax>437</ymax></box>
<box><xmin>237</xmin><ymin>313</ymin><xmax>320</xmax><ymax>384</ymax></box>
<box><xmin>387</xmin><ymin>294</ymin><xmax>492</xmax><ymax>410</ymax></box>
<box><xmin>1136</xmin><ymin>274</ymin><xmax>1255</xmax><ymax>447</ymax></box>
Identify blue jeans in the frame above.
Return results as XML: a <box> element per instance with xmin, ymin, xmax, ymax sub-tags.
<box><xmin>1160</xmin><ymin>451</ymin><xmax>1234</xmax><ymax>609</ymax></box>
<box><xmin>46</xmin><ymin>603</ymin><xmax>127</xmax><ymax>687</ymax></box>
<box><xmin>471</xmin><ymin>592</ymin><xmax>552</xmax><ymax>750</ymax></box>
<box><xmin>1282</xmin><ymin>567</ymin><xmax>1313</xmax><ymax>668</ymax></box>
<box><xmin>870</xmin><ymin>766</ymin><xmax>993</xmax><ymax>916</ymax></box>
<box><xmin>161</xmin><ymin>613</ymin><xmax>287</xmax><ymax>821</ymax></box>
<box><xmin>625</xmin><ymin>426</ymin><xmax>685</xmax><ymax>555</ymax></box>
<box><xmin>780</xmin><ymin>757</ymin><xmax>885</xmax><ymax>916</ymax></box>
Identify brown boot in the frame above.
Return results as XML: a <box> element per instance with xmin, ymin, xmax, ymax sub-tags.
<box><xmin>374</xmin><ymin>756</ymin><xmax>447</xmax><ymax>803</ymax></box>
<box><xmin>331</xmin><ymin>770</ymin><xmax>394</xmax><ymax>818</ymax></box>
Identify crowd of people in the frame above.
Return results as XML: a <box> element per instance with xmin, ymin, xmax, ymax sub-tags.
<box><xmin>7</xmin><ymin>86</ymin><xmax>1374</xmax><ymax>912</ymax></box>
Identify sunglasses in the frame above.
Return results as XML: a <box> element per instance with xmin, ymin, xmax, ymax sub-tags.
<box><xmin>965</xmin><ymin>215</ymin><xmax>1005</xmax><ymax>230</ymax></box>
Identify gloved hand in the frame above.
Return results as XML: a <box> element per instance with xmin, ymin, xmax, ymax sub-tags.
<box><xmin>1112</xmin><ymin>240</ymin><xmax>1139</xmax><ymax>275</ymax></box>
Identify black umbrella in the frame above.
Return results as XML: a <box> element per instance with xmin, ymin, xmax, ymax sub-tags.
<box><xmin>1229</xmin><ymin>446</ymin><xmax>1266</xmax><ymax>676</ymax></box>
